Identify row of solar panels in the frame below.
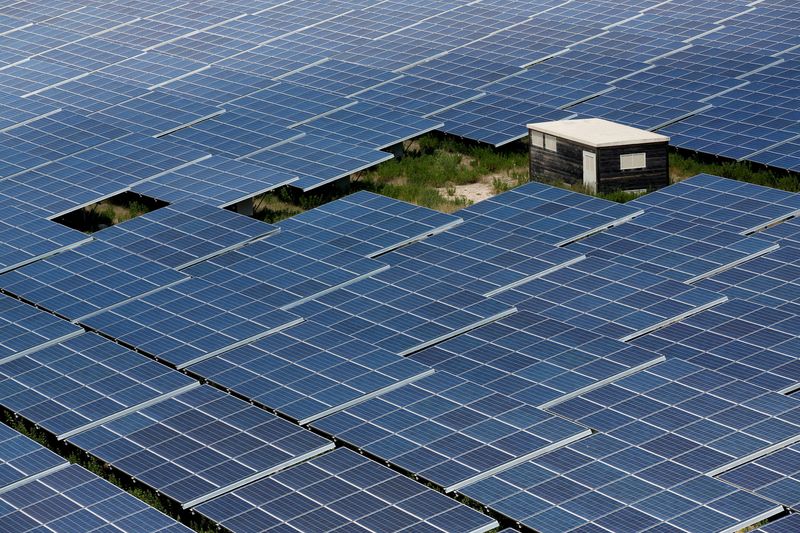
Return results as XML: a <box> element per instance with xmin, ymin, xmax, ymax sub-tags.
<box><xmin>2</xmin><ymin>172</ymin><xmax>800</xmax><ymax>531</ymax></box>
<box><xmin>0</xmin><ymin>0</ymin><xmax>797</xmax><ymax>221</ymax></box>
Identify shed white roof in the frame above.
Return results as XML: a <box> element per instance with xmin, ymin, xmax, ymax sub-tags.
<box><xmin>527</xmin><ymin>118</ymin><xmax>669</xmax><ymax>148</ymax></box>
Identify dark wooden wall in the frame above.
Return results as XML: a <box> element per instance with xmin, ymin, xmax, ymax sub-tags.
<box><xmin>529</xmin><ymin>131</ymin><xmax>669</xmax><ymax>193</ymax></box>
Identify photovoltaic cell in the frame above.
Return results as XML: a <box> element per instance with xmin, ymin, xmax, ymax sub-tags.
<box><xmin>0</xmin><ymin>464</ymin><xmax>193</xmax><ymax>532</ymax></box>
<box><xmin>312</xmin><ymin>371</ymin><xmax>591</xmax><ymax>492</ymax></box>
<box><xmin>0</xmin><ymin>293</ymin><xmax>82</xmax><ymax>364</ymax></box>
<box><xmin>195</xmin><ymin>448</ymin><xmax>499</xmax><ymax>533</ymax></box>
<box><xmin>0</xmin><ymin>332</ymin><xmax>199</xmax><ymax>439</ymax></box>
<box><xmin>67</xmin><ymin>385</ymin><xmax>333</xmax><ymax>508</ymax></box>
<box><xmin>81</xmin><ymin>277</ymin><xmax>303</xmax><ymax>369</ymax></box>
<box><xmin>0</xmin><ymin>240</ymin><xmax>188</xmax><ymax>321</ymax></box>
<box><xmin>0</xmin><ymin>94</ymin><xmax>59</xmax><ymax>132</ymax></box>
<box><xmin>94</xmin><ymin>199</ymin><xmax>278</xmax><ymax>269</ymax></box>
<box><xmin>0</xmin><ymin>423</ymin><xmax>66</xmax><ymax>492</ymax></box>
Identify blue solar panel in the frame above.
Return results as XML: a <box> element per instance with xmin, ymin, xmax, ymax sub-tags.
<box><xmin>67</xmin><ymin>385</ymin><xmax>333</xmax><ymax>508</ymax></box>
<box><xmin>0</xmin><ymin>94</ymin><xmax>60</xmax><ymax>132</ymax></box>
<box><xmin>755</xmin><ymin>514</ymin><xmax>800</xmax><ymax>532</ymax></box>
<box><xmin>0</xmin><ymin>239</ymin><xmax>188</xmax><ymax>321</ymax></box>
<box><xmin>312</xmin><ymin>371</ymin><xmax>591</xmax><ymax>492</ymax></box>
<box><xmin>570</xmin><ymin>212</ymin><xmax>781</xmax><ymax>283</ymax></box>
<box><xmin>0</xmin><ymin>293</ymin><xmax>82</xmax><ymax>364</ymax></box>
<box><xmin>94</xmin><ymin>199</ymin><xmax>279</xmax><ymax>269</ymax></box>
<box><xmin>27</xmin><ymin>72</ymin><xmax>150</xmax><ymax>114</ymax></box>
<box><xmin>0</xmin><ymin>464</ymin><xmax>194</xmax><ymax>532</ymax></box>
<box><xmin>195</xmin><ymin>448</ymin><xmax>499</xmax><ymax>533</ymax></box>
<box><xmin>280</xmin><ymin>59</ymin><xmax>402</xmax><ymax>97</ymax></box>
<box><xmin>0</xmin><ymin>332</ymin><xmax>198</xmax><ymax>439</ymax></box>
<box><xmin>160</xmin><ymin>66</ymin><xmax>275</xmax><ymax>105</ymax></box>
<box><xmin>0</xmin><ymin>423</ymin><xmax>66</xmax><ymax>491</ymax></box>
<box><xmin>0</xmin><ymin>202</ymin><xmax>90</xmax><ymax>275</ymax></box>
<box><xmin>81</xmin><ymin>277</ymin><xmax>303</xmax><ymax>369</ymax></box>
<box><xmin>275</xmin><ymin>191</ymin><xmax>462</xmax><ymax>258</ymax></box>
<box><xmin>133</xmin><ymin>156</ymin><xmax>298</xmax><ymax>207</ymax></box>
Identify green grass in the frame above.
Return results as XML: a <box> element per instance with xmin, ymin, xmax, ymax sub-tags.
<box><xmin>669</xmin><ymin>151</ymin><xmax>800</xmax><ymax>192</ymax></box>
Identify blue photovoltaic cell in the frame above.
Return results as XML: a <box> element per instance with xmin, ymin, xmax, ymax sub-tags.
<box><xmin>159</xmin><ymin>66</ymin><xmax>275</xmax><ymax>105</ymax></box>
<box><xmin>81</xmin><ymin>277</ymin><xmax>303</xmax><ymax>369</ymax></box>
<box><xmin>67</xmin><ymin>385</ymin><xmax>333</xmax><ymax>508</ymax></box>
<box><xmin>380</xmin><ymin>218</ymin><xmax>585</xmax><ymax>296</ymax></box>
<box><xmin>214</xmin><ymin>43</ymin><xmax>328</xmax><ymax>79</ymax></box>
<box><xmin>630</xmin><ymin>174</ymin><xmax>800</xmax><ymax>234</ymax></box>
<box><xmin>411</xmin><ymin>309</ymin><xmax>664</xmax><ymax>409</ymax></box>
<box><xmin>433</xmin><ymin>94</ymin><xmax>575</xmax><ymax>147</ymax></box>
<box><xmin>27</xmin><ymin>72</ymin><xmax>151</xmax><ymax>114</ymax></box>
<box><xmin>755</xmin><ymin>514</ymin><xmax>800</xmax><ymax>532</ymax></box>
<box><xmin>0</xmin><ymin>423</ymin><xmax>66</xmax><ymax>491</ymax></box>
<box><xmin>354</xmin><ymin>76</ymin><xmax>485</xmax><ymax>117</ymax></box>
<box><xmin>0</xmin><ymin>94</ymin><xmax>59</xmax><ymax>132</ymax></box>
<box><xmin>401</xmin><ymin>52</ymin><xmax>523</xmax><ymax>90</ymax></box>
<box><xmin>0</xmin><ymin>133</ymin><xmax>211</xmax><ymax>218</ymax></box>
<box><xmin>312</xmin><ymin>371</ymin><xmax>591</xmax><ymax>492</ymax></box>
<box><xmin>227</xmin><ymin>82</ymin><xmax>356</xmax><ymax>128</ymax></box>
<box><xmin>187</xmin><ymin>321</ymin><xmax>433</xmax><ymax>424</ymax></box>
<box><xmin>496</xmin><ymin>256</ymin><xmax>728</xmax><ymax>342</ymax></box>
<box><xmin>133</xmin><ymin>157</ymin><xmax>298</xmax><ymax>208</ymax></box>
<box><xmin>92</xmin><ymin>90</ymin><xmax>225</xmax><ymax>137</ymax></box>
<box><xmin>0</xmin><ymin>332</ymin><xmax>198</xmax><ymax>439</ymax></box>
<box><xmin>0</xmin><ymin>203</ymin><xmax>90</xmax><ymax>275</ymax></box>
<box><xmin>0</xmin><ymin>464</ymin><xmax>193</xmax><ymax>532</ymax></box>
<box><xmin>195</xmin><ymin>448</ymin><xmax>499</xmax><ymax>533</ymax></box>
<box><xmin>0</xmin><ymin>58</ymin><xmax>87</xmax><ymax>97</ymax></box>
<box><xmin>0</xmin><ymin>293</ymin><xmax>82</xmax><ymax>364</ymax></box>
<box><xmin>280</xmin><ymin>59</ymin><xmax>402</xmax><ymax>97</ymax></box>
<box><xmin>39</xmin><ymin>37</ymin><xmax>141</xmax><ymax>72</ymax></box>
<box><xmin>184</xmin><ymin>233</ymin><xmax>389</xmax><ymax>310</ymax></box>
<box><xmin>98</xmin><ymin>52</ymin><xmax>209</xmax><ymax>90</ymax></box>
<box><xmin>0</xmin><ymin>240</ymin><xmax>188</xmax><ymax>321</ymax></box>
<box><xmin>245</xmin><ymin>133</ymin><xmax>394</xmax><ymax>191</ymax></box>
<box><xmin>718</xmin><ymin>442</ymin><xmax>800</xmax><ymax>510</ymax></box>
<box><xmin>459</xmin><ymin>181</ymin><xmax>642</xmax><ymax>246</ymax></box>
<box><xmin>164</xmin><ymin>110</ymin><xmax>304</xmax><ymax>158</ymax></box>
<box><xmin>570</xmin><ymin>212</ymin><xmax>781</xmax><ymax>283</ymax></box>
<box><xmin>298</xmin><ymin>102</ymin><xmax>443</xmax><ymax>150</ymax></box>
<box><xmin>275</xmin><ymin>191</ymin><xmax>462</xmax><ymax>258</ymax></box>
<box><xmin>94</xmin><ymin>199</ymin><xmax>278</xmax><ymax>269</ymax></box>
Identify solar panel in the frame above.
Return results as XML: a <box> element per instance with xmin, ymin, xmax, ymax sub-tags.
<box><xmin>184</xmin><ymin>233</ymin><xmax>389</xmax><ymax>310</ymax></box>
<box><xmin>312</xmin><ymin>371</ymin><xmax>591</xmax><ymax>492</ymax></box>
<box><xmin>0</xmin><ymin>293</ymin><xmax>83</xmax><ymax>364</ymax></box>
<box><xmin>275</xmin><ymin>191</ymin><xmax>462</xmax><ymax>258</ymax></box>
<box><xmin>92</xmin><ymin>90</ymin><xmax>225</xmax><ymax>137</ymax></box>
<box><xmin>755</xmin><ymin>514</ymin><xmax>800</xmax><ymax>532</ymax></box>
<box><xmin>0</xmin><ymin>94</ymin><xmax>60</xmax><ymax>132</ymax></box>
<box><xmin>67</xmin><ymin>385</ymin><xmax>334</xmax><ymax>508</ymax></box>
<box><xmin>81</xmin><ymin>277</ymin><xmax>303</xmax><ymax>369</ymax></box>
<box><xmin>459</xmin><ymin>181</ymin><xmax>642</xmax><ymax>246</ymax></box>
<box><xmin>94</xmin><ymin>199</ymin><xmax>279</xmax><ymax>269</ymax></box>
<box><xmin>411</xmin><ymin>309</ymin><xmax>665</xmax><ymax>409</ymax></box>
<box><xmin>0</xmin><ymin>202</ymin><xmax>91</xmax><ymax>275</ymax></box>
<box><xmin>159</xmin><ymin>66</ymin><xmax>275</xmax><ymax>105</ymax></box>
<box><xmin>570</xmin><ymin>212</ymin><xmax>781</xmax><ymax>283</ymax></box>
<box><xmin>354</xmin><ymin>76</ymin><xmax>485</xmax><ymax>118</ymax></box>
<box><xmin>39</xmin><ymin>37</ymin><xmax>142</xmax><ymax>72</ymax></box>
<box><xmin>98</xmin><ymin>51</ymin><xmax>209</xmax><ymax>90</ymax></box>
<box><xmin>280</xmin><ymin>59</ymin><xmax>402</xmax><ymax>97</ymax></box>
<box><xmin>629</xmin><ymin>174</ymin><xmax>800</xmax><ymax>235</ymax></box>
<box><xmin>298</xmin><ymin>102</ymin><xmax>443</xmax><ymax>150</ymax></box>
<box><xmin>27</xmin><ymin>72</ymin><xmax>150</xmax><ymax>114</ymax></box>
<box><xmin>245</xmin><ymin>132</ymin><xmax>394</xmax><ymax>191</ymax></box>
<box><xmin>401</xmin><ymin>52</ymin><xmax>522</xmax><ymax>90</ymax></box>
<box><xmin>0</xmin><ymin>239</ymin><xmax>188</xmax><ymax>321</ymax></box>
<box><xmin>133</xmin><ymin>156</ymin><xmax>298</xmax><ymax>208</ymax></box>
<box><xmin>0</xmin><ymin>423</ymin><xmax>66</xmax><ymax>492</ymax></box>
<box><xmin>214</xmin><ymin>43</ymin><xmax>329</xmax><ymax>79</ymax></box>
<box><xmin>0</xmin><ymin>464</ymin><xmax>194</xmax><ymax>532</ymax></box>
<box><xmin>195</xmin><ymin>448</ymin><xmax>499</xmax><ymax>533</ymax></box>
<box><xmin>0</xmin><ymin>332</ymin><xmax>199</xmax><ymax>439</ymax></box>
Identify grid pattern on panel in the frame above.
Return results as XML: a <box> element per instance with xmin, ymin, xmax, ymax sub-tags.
<box><xmin>719</xmin><ymin>442</ymin><xmax>800</xmax><ymax>510</ymax></box>
<box><xmin>98</xmin><ymin>52</ymin><xmax>209</xmax><ymax>90</ymax></box>
<box><xmin>188</xmin><ymin>320</ymin><xmax>433</xmax><ymax>425</ymax></box>
<box><xmin>94</xmin><ymin>199</ymin><xmax>278</xmax><ymax>269</ymax></box>
<box><xmin>312</xmin><ymin>371</ymin><xmax>591</xmax><ymax>492</ymax></box>
<box><xmin>0</xmin><ymin>239</ymin><xmax>187</xmax><ymax>321</ymax></box>
<box><xmin>0</xmin><ymin>293</ymin><xmax>82</xmax><ymax>364</ymax></box>
<box><xmin>80</xmin><ymin>278</ymin><xmax>303</xmax><ymax>369</ymax></box>
<box><xmin>0</xmin><ymin>94</ymin><xmax>59</xmax><ymax>132</ymax></box>
<box><xmin>158</xmin><ymin>66</ymin><xmax>275</xmax><ymax>105</ymax></box>
<box><xmin>133</xmin><ymin>157</ymin><xmax>297</xmax><ymax>208</ymax></box>
<box><xmin>630</xmin><ymin>174</ymin><xmax>800</xmax><ymax>235</ymax></box>
<box><xmin>28</xmin><ymin>72</ymin><xmax>150</xmax><ymax>114</ymax></box>
<box><xmin>275</xmin><ymin>191</ymin><xmax>462</xmax><ymax>258</ymax></box>
<box><xmin>459</xmin><ymin>180</ymin><xmax>642</xmax><ymax>245</ymax></box>
<box><xmin>571</xmin><ymin>212</ymin><xmax>780</xmax><ymax>283</ymax></box>
<box><xmin>411</xmin><ymin>309</ymin><xmax>664</xmax><ymax>409</ymax></box>
<box><xmin>280</xmin><ymin>59</ymin><xmax>401</xmax><ymax>97</ymax></box>
<box><xmin>0</xmin><ymin>333</ymin><xmax>197</xmax><ymax>439</ymax></box>
<box><xmin>0</xmin><ymin>464</ymin><xmax>193</xmax><ymax>532</ymax></box>
<box><xmin>0</xmin><ymin>203</ymin><xmax>90</xmax><ymax>276</ymax></box>
<box><xmin>67</xmin><ymin>385</ymin><xmax>333</xmax><ymax>508</ymax></box>
<box><xmin>184</xmin><ymin>233</ymin><xmax>388</xmax><ymax>310</ymax></box>
<box><xmin>491</xmin><ymin>255</ymin><xmax>728</xmax><ymax>342</ymax></box>
<box><xmin>195</xmin><ymin>448</ymin><xmax>498</xmax><ymax>533</ymax></box>
<box><xmin>0</xmin><ymin>423</ymin><xmax>66</xmax><ymax>491</ymax></box>
<box><xmin>354</xmin><ymin>76</ymin><xmax>484</xmax><ymax>117</ymax></box>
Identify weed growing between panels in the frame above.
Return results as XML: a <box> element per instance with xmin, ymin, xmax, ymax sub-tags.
<box><xmin>669</xmin><ymin>150</ymin><xmax>800</xmax><ymax>191</ymax></box>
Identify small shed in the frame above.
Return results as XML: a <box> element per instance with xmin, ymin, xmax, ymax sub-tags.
<box><xmin>527</xmin><ymin>118</ymin><xmax>670</xmax><ymax>193</ymax></box>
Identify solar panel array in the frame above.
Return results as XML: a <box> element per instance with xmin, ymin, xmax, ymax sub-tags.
<box><xmin>0</xmin><ymin>1</ymin><xmax>800</xmax><ymax>532</ymax></box>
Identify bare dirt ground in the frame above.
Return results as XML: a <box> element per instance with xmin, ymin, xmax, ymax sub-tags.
<box><xmin>436</xmin><ymin>173</ymin><xmax>519</xmax><ymax>204</ymax></box>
